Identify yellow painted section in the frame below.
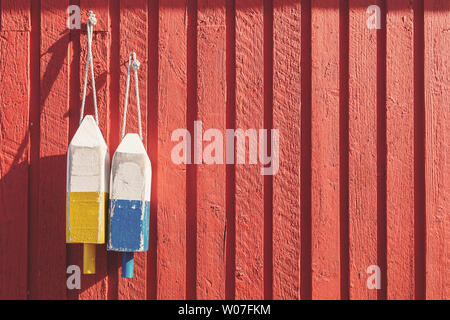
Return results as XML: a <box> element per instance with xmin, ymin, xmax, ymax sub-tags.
<box><xmin>66</xmin><ymin>192</ymin><xmax>107</xmax><ymax>244</ymax></box>
<box><xmin>83</xmin><ymin>243</ymin><xmax>96</xmax><ymax>274</ymax></box>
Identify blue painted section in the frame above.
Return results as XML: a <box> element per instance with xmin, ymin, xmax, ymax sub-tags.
<box><xmin>108</xmin><ymin>199</ymin><xmax>150</xmax><ymax>252</ymax></box>
<box><xmin>122</xmin><ymin>252</ymin><xmax>134</xmax><ymax>278</ymax></box>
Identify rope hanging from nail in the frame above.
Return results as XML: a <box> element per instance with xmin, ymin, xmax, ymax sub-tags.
<box><xmin>122</xmin><ymin>52</ymin><xmax>143</xmax><ymax>140</ymax></box>
<box><xmin>80</xmin><ymin>10</ymin><xmax>99</xmax><ymax>126</ymax></box>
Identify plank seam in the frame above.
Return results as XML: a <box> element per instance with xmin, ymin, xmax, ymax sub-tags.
<box><xmin>186</xmin><ymin>0</ymin><xmax>197</xmax><ymax>300</ymax></box>
<box><xmin>263</xmin><ymin>0</ymin><xmax>273</xmax><ymax>301</ymax></box>
<box><xmin>66</xmin><ymin>0</ymin><xmax>80</xmax><ymax>300</ymax></box>
<box><xmin>225</xmin><ymin>0</ymin><xmax>236</xmax><ymax>300</ymax></box>
<box><xmin>376</xmin><ymin>0</ymin><xmax>387</xmax><ymax>300</ymax></box>
<box><xmin>27</xmin><ymin>0</ymin><xmax>41</xmax><ymax>300</ymax></box>
<box><xmin>300</xmin><ymin>0</ymin><xmax>312</xmax><ymax>300</ymax></box>
<box><xmin>146</xmin><ymin>0</ymin><xmax>159</xmax><ymax>300</ymax></box>
<box><xmin>107</xmin><ymin>0</ymin><xmax>120</xmax><ymax>300</ymax></box>
<box><xmin>339</xmin><ymin>0</ymin><xmax>350</xmax><ymax>300</ymax></box>
<box><xmin>413</xmin><ymin>0</ymin><xmax>426</xmax><ymax>300</ymax></box>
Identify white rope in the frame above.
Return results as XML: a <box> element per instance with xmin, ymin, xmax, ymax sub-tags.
<box><xmin>122</xmin><ymin>52</ymin><xmax>143</xmax><ymax>140</ymax></box>
<box><xmin>80</xmin><ymin>11</ymin><xmax>99</xmax><ymax>125</ymax></box>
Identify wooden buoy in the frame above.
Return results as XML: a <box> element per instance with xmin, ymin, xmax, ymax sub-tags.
<box><xmin>66</xmin><ymin>115</ymin><xmax>110</xmax><ymax>274</ymax></box>
<box><xmin>108</xmin><ymin>133</ymin><xmax>151</xmax><ymax>278</ymax></box>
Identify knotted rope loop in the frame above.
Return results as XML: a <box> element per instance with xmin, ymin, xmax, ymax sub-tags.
<box><xmin>80</xmin><ymin>10</ymin><xmax>99</xmax><ymax>126</ymax></box>
<box><xmin>122</xmin><ymin>52</ymin><xmax>143</xmax><ymax>140</ymax></box>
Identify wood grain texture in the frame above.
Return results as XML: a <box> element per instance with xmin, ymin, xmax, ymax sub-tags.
<box><xmin>424</xmin><ymin>0</ymin><xmax>450</xmax><ymax>300</ymax></box>
<box><xmin>118</xmin><ymin>0</ymin><xmax>148</xmax><ymax>300</ymax></box>
<box><xmin>348</xmin><ymin>0</ymin><xmax>378</xmax><ymax>300</ymax></box>
<box><xmin>310</xmin><ymin>0</ymin><xmax>341</xmax><ymax>300</ymax></box>
<box><xmin>157</xmin><ymin>0</ymin><xmax>187</xmax><ymax>299</ymax></box>
<box><xmin>196</xmin><ymin>0</ymin><xmax>227</xmax><ymax>299</ymax></box>
<box><xmin>272</xmin><ymin>0</ymin><xmax>301</xmax><ymax>300</ymax></box>
<box><xmin>0</xmin><ymin>0</ymin><xmax>31</xmax><ymax>31</ymax></box>
<box><xmin>235</xmin><ymin>0</ymin><xmax>265</xmax><ymax>300</ymax></box>
<box><xmin>386</xmin><ymin>0</ymin><xmax>415</xmax><ymax>300</ymax></box>
<box><xmin>0</xmin><ymin>0</ymin><xmax>30</xmax><ymax>300</ymax></box>
<box><xmin>29</xmin><ymin>0</ymin><xmax>69</xmax><ymax>299</ymax></box>
<box><xmin>0</xmin><ymin>0</ymin><xmax>448</xmax><ymax>300</ymax></box>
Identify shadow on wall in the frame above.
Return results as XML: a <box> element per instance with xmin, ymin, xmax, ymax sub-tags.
<box><xmin>41</xmin><ymin>27</ymin><xmax>116</xmax><ymax>299</ymax></box>
<box><xmin>0</xmin><ymin>153</ymin><xmax>68</xmax><ymax>298</ymax></box>
<box><xmin>0</xmin><ymin>159</ymin><xmax>29</xmax><ymax>299</ymax></box>
<box><xmin>0</xmin><ymin>155</ymin><xmax>116</xmax><ymax>300</ymax></box>
<box><xmin>0</xmin><ymin>21</ymin><xmax>115</xmax><ymax>299</ymax></box>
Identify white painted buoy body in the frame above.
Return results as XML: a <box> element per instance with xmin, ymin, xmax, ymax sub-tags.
<box><xmin>66</xmin><ymin>115</ymin><xmax>110</xmax><ymax>274</ymax></box>
<box><xmin>108</xmin><ymin>133</ymin><xmax>151</xmax><ymax>278</ymax></box>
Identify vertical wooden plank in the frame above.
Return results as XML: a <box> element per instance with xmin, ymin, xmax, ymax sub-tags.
<box><xmin>385</xmin><ymin>0</ymin><xmax>415</xmax><ymax>300</ymax></box>
<box><xmin>0</xmin><ymin>0</ymin><xmax>30</xmax><ymax>300</ymax></box>
<box><xmin>157</xmin><ymin>0</ymin><xmax>187</xmax><ymax>299</ymax></box>
<box><xmin>424</xmin><ymin>0</ymin><xmax>450</xmax><ymax>300</ymax></box>
<box><xmin>67</xmin><ymin>0</ymin><xmax>110</xmax><ymax>300</ymax></box>
<box><xmin>235</xmin><ymin>0</ymin><xmax>264</xmax><ymax>299</ymax></box>
<box><xmin>310</xmin><ymin>0</ymin><xmax>341</xmax><ymax>300</ymax></box>
<box><xmin>348</xmin><ymin>0</ymin><xmax>378</xmax><ymax>300</ymax></box>
<box><xmin>118</xmin><ymin>0</ymin><xmax>148</xmax><ymax>300</ymax></box>
<box><xmin>29</xmin><ymin>0</ymin><xmax>69</xmax><ymax>299</ymax></box>
<box><xmin>272</xmin><ymin>0</ymin><xmax>301</xmax><ymax>300</ymax></box>
<box><xmin>196</xmin><ymin>0</ymin><xmax>227</xmax><ymax>299</ymax></box>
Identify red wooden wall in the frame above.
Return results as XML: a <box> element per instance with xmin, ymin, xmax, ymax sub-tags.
<box><xmin>0</xmin><ymin>0</ymin><xmax>448</xmax><ymax>300</ymax></box>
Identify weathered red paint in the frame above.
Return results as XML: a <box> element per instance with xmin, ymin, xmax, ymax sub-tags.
<box><xmin>386</xmin><ymin>0</ymin><xmax>416</xmax><ymax>300</ymax></box>
<box><xmin>196</xmin><ymin>0</ymin><xmax>227</xmax><ymax>300</ymax></box>
<box><xmin>348</xmin><ymin>0</ymin><xmax>378</xmax><ymax>300</ymax></box>
<box><xmin>0</xmin><ymin>0</ymin><xmax>30</xmax><ymax>300</ymax></box>
<box><xmin>31</xmin><ymin>0</ymin><xmax>69</xmax><ymax>299</ymax></box>
<box><xmin>235</xmin><ymin>0</ymin><xmax>265</xmax><ymax>300</ymax></box>
<box><xmin>157</xmin><ymin>0</ymin><xmax>187</xmax><ymax>300</ymax></box>
<box><xmin>310</xmin><ymin>0</ymin><xmax>341</xmax><ymax>299</ymax></box>
<box><xmin>0</xmin><ymin>0</ymin><xmax>448</xmax><ymax>300</ymax></box>
<box><xmin>424</xmin><ymin>0</ymin><xmax>449</xmax><ymax>300</ymax></box>
<box><xmin>272</xmin><ymin>0</ymin><xmax>301</xmax><ymax>300</ymax></box>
